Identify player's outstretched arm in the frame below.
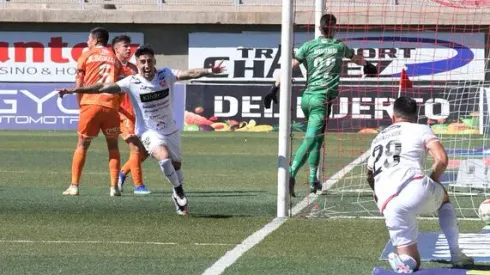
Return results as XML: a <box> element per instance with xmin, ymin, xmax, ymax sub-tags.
<box><xmin>264</xmin><ymin>59</ymin><xmax>300</xmax><ymax>109</ymax></box>
<box><xmin>427</xmin><ymin>140</ymin><xmax>449</xmax><ymax>183</ymax></box>
<box><xmin>177</xmin><ymin>60</ymin><xmax>225</xmax><ymax>81</ymax></box>
<box><xmin>349</xmin><ymin>54</ymin><xmax>378</xmax><ymax>77</ymax></box>
<box><xmin>57</xmin><ymin>83</ymin><xmax>123</xmax><ymax>98</ymax></box>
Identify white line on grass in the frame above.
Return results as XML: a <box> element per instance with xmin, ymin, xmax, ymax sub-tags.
<box><xmin>202</xmin><ymin>151</ymin><xmax>370</xmax><ymax>275</ymax></box>
<box><xmin>0</xmin><ymin>240</ymin><xmax>234</xmax><ymax>246</ymax></box>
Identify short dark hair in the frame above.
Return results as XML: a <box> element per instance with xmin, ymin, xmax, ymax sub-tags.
<box><xmin>320</xmin><ymin>14</ymin><xmax>337</xmax><ymax>34</ymax></box>
<box><xmin>90</xmin><ymin>27</ymin><xmax>109</xmax><ymax>46</ymax></box>
<box><xmin>134</xmin><ymin>44</ymin><xmax>155</xmax><ymax>58</ymax></box>
<box><xmin>393</xmin><ymin>96</ymin><xmax>418</xmax><ymax>121</ymax></box>
<box><xmin>111</xmin><ymin>35</ymin><xmax>131</xmax><ymax>49</ymax></box>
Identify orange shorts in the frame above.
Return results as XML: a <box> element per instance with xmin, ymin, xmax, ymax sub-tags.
<box><xmin>78</xmin><ymin>105</ymin><xmax>120</xmax><ymax>139</ymax></box>
<box><xmin>119</xmin><ymin>113</ymin><xmax>136</xmax><ymax>140</ymax></box>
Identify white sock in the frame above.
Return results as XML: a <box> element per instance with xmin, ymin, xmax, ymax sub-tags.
<box><xmin>399</xmin><ymin>254</ymin><xmax>417</xmax><ymax>271</ymax></box>
<box><xmin>159</xmin><ymin>159</ymin><xmax>180</xmax><ymax>188</ymax></box>
<box><xmin>176</xmin><ymin>169</ymin><xmax>184</xmax><ymax>185</ymax></box>
<box><xmin>438</xmin><ymin>203</ymin><xmax>461</xmax><ymax>256</ymax></box>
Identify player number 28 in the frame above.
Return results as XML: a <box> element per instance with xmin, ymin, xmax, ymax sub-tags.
<box><xmin>372</xmin><ymin>140</ymin><xmax>402</xmax><ymax>177</ymax></box>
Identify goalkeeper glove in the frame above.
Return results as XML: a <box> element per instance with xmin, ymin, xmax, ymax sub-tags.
<box><xmin>264</xmin><ymin>84</ymin><xmax>279</xmax><ymax>109</ymax></box>
<box><xmin>363</xmin><ymin>61</ymin><xmax>378</xmax><ymax>77</ymax></box>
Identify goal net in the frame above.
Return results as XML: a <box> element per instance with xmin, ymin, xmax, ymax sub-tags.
<box><xmin>290</xmin><ymin>0</ymin><xmax>490</xmax><ymax>220</ymax></box>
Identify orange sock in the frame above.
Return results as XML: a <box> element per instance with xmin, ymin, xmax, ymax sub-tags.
<box><xmin>108</xmin><ymin>149</ymin><xmax>120</xmax><ymax>187</ymax></box>
<box><xmin>71</xmin><ymin>149</ymin><xmax>87</xmax><ymax>185</ymax></box>
<box><xmin>129</xmin><ymin>152</ymin><xmax>143</xmax><ymax>187</ymax></box>
<box><xmin>120</xmin><ymin>158</ymin><xmax>131</xmax><ymax>175</ymax></box>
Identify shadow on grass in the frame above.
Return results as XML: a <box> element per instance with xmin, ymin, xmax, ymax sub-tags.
<box><xmin>191</xmin><ymin>214</ymin><xmax>255</xmax><ymax>219</ymax></box>
<box><xmin>143</xmin><ymin>190</ymin><xmax>265</xmax><ymax>198</ymax></box>
<box><xmin>188</xmin><ymin>190</ymin><xmax>266</xmax><ymax>198</ymax></box>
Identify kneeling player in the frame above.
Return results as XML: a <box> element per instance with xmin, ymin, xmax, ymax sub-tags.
<box><xmin>58</xmin><ymin>44</ymin><xmax>224</xmax><ymax>215</ymax></box>
<box><xmin>366</xmin><ymin>96</ymin><xmax>474</xmax><ymax>273</ymax></box>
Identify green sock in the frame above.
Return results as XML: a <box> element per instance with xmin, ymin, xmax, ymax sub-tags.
<box><xmin>307</xmin><ymin>136</ymin><xmax>324</xmax><ymax>184</ymax></box>
<box><xmin>290</xmin><ymin>137</ymin><xmax>311</xmax><ymax>178</ymax></box>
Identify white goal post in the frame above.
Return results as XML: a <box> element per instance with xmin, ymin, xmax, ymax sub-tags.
<box><xmin>277</xmin><ymin>0</ymin><xmax>326</xmax><ymax>218</ymax></box>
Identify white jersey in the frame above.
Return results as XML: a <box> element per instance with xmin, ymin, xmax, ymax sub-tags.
<box><xmin>366</xmin><ymin>122</ymin><xmax>439</xmax><ymax>212</ymax></box>
<box><xmin>117</xmin><ymin>67</ymin><xmax>179</xmax><ymax>136</ymax></box>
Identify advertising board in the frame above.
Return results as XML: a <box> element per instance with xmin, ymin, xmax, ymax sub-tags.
<box><xmin>0</xmin><ymin>82</ymin><xmax>186</xmax><ymax>131</ymax></box>
<box><xmin>0</xmin><ymin>32</ymin><xmax>144</xmax><ymax>82</ymax></box>
<box><xmin>189</xmin><ymin>31</ymin><xmax>485</xmax><ymax>82</ymax></box>
<box><xmin>184</xmin><ymin>83</ymin><xmax>481</xmax><ymax>134</ymax></box>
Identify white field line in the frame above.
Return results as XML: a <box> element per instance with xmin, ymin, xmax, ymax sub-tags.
<box><xmin>0</xmin><ymin>239</ymin><xmax>234</xmax><ymax>246</ymax></box>
<box><xmin>202</xmin><ymin>151</ymin><xmax>370</xmax><ymax>275</ymax></box>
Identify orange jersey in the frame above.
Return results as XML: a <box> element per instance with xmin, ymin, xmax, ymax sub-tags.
<box><xmin>76</xmin><ymin>46</ymin><xmax>122</xmax><ymax>109</ymax></box>
<box><xmin>118</xmin><ymin>62</ymin><xmax>138</xmax><ymax>121</ymax></box>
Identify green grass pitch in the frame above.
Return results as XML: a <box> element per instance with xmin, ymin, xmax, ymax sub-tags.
<box><xmin>0</xmin><ymin>131</ymin><xmax>485</xmax><ymax>274</ymax></box>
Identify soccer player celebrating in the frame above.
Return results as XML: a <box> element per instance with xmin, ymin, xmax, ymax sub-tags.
<box><xmin>63</xmin><ymin>27</ymin><xmax>123</xmax><ymax>197</ymax></box>
<box><xmin>366</xmin><ymin>96</ymin><xmax>473</xmax><ymax>273</ymax></box>
<box><xmin>264</xmin><ymin>13</ymin><xmax>377</xmax><ymax>196</ymax></box>
<box><xmin>58</xmin><ymin>44</ymin><xmax>225</xmax><ymax>215</ymax></box>
<box><xmin>112</xmin><ymin>35</ymin><xmax>151</xmax><ymax>195</ymax></box>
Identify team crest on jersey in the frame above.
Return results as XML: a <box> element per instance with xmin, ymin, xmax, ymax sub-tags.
<box><xmin>159</xmin><ymin>79</ymin><xmax>167</xmax><ymax>87</ymax></box>
<box><xmin>157</xmin><ymin>70</ymin><xmax>166</xmax><ymax>79</ymax></box>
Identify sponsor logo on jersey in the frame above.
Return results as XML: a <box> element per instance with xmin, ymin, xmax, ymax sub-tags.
<box><xmin>139</xmin><ymin>88</ymin><xmax>169</xmax><ymax>103</ymax></box>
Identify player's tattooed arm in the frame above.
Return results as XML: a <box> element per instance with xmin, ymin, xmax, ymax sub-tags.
<box><xmin>176</xmin><ymin>68</ymin><xmax>214</xmax><ymax>80</ymax></box>
<box><xmin>176</xmin><ymin>60</ymin><xmax>226</xmax><ymax>81</ymax></box>
<box><xmin>57</xmin><ymin>83</ymin><xmax>123</xmax><ymax>97</ymax></box>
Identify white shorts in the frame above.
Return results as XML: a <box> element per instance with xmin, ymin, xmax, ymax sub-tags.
<box><xmin>383</xmin><ymin>176</ymin><xmax>445</xmax><ymax>248</ymax></box>
<box><xmin>140</xmin><ymin>129</ymin><xmax>182</xmax><ymax>161</ymax></box>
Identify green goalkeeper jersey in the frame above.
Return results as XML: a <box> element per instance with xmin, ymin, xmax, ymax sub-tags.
<box><xmin>295</xmin><ymin>36</ymin><xmax>354</xmax><ymax>98</ymax></box>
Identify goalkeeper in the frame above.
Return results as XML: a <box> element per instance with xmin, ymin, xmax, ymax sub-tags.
<box><xmin>264</xmin><ymin>13</ymin><xmax>377</xmax><ymax>196</ymax></box>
